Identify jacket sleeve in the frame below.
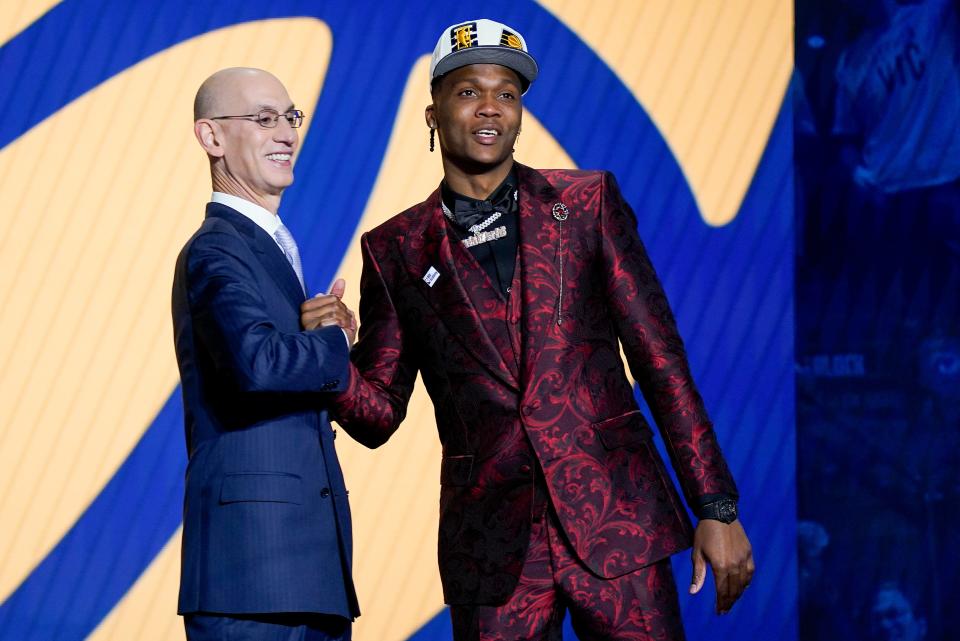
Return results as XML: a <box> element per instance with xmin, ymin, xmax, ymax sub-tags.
<box><xmin>184</xmin><ymin>229</ymin><xmax>348</xmax><ymax>394</ymax></box>
<box><xmin>330</xmin><ymin>232</ymin><xmax>418</xmax><ymax>448</ymax></box>
<box><xmin>598</xmin><ymin>171</ymin><xmax>738</xmax><ymax>505</ymax></box>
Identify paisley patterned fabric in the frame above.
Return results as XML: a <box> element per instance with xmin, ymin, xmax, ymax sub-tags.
<box><xmin>449</xmin><ymin>506</ymin><xmax>685</xmax><ymax>641</ymax></box>
<box><xmin>332</xmin><ymin>164</ymin><xmax>737</xmax><ymax>606</ymax></box>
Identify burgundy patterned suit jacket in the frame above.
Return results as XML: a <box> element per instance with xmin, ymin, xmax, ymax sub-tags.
<box><xmin>333</xmin><ymin>164</ymin><xmax>737</xmax><ymax>605</ymax></box>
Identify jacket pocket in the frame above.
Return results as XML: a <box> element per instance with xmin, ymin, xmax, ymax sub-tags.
<box><xmin>219</xmin><ymin>472</ymin><xmax>304</xmax><ymax>504</ymax></box>
<box><xmin>591</xmin><ymin>410</ymin><xmax>653</xmax><ymax>451</ymax></box>
<box><xmin>440</xmin><ymin>455</ymin><xmax>475</xmax><ymax>487</ymax></box>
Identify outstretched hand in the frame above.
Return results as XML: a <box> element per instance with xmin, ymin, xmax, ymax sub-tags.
<box><xmin>301</xmin><ymin>278</ymin><xmax>357</xmax><ymax>345</ymax></box>
<box><xmin>689</xmin><ymin>519</ymin><xmax>754</xmax><ymax>614</ymax></box>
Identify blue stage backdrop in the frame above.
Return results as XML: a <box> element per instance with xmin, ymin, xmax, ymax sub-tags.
<box><xmin>0</xmin><ymin>2</ymin><xmax>795</xmax><ymax>639</ymax></box>
<box><xmin>795</xmin><ymin>1</ymin><xmax>960</xmax><ymax>640</ymax></box>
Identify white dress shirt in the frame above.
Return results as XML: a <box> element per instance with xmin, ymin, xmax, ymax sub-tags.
<box><xmin>211</xmin><ymin>192</ymin><xmax>285</xmax><ymax>250</ymax></box>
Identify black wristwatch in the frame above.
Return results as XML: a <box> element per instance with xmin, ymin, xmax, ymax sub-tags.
<box><xmin>699</xmin><ymin>498</ymin><xmax>738</xmax><ymax>524</ymax></box>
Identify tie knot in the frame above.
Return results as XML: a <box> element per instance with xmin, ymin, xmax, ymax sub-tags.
<box><xmin>274</xmin><ymin>222</ymin><xmax>295</xmax><ymax>247</ymax></box>
<box><xmin>274</xmin><ymin>224</ymin><xmax>301</xmax><ymax>260</ymax></box>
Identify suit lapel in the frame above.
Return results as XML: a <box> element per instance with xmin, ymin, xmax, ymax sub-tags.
<box><xmin>515</xmin><ymin>164</ymin><xmax>563</xmax><ymax>386</ymax></box>
<box><xmin>401</xmin><ymin>190</ymin><xmax>519</xmax><ymax>391</ymax></box>
<box><xmin>205</xmin><ymin>203</ymin><xmax>305</xmax><ymax>309</ymax></box>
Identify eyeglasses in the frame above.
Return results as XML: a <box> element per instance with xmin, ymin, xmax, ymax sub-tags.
<box><xmin>211</xmin><ymin>109</ymin><xmax>304</xmax><ymax>129</ymax></box>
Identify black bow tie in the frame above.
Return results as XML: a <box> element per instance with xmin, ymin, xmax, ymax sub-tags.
<box><xmin>450</xmin><ymin>182</ymin><xmax>516</xmax><ymax>230</ymax></box>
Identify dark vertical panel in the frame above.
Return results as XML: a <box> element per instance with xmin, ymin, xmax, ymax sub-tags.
<box><xmin>794</xmin><ymin>1</ymin><xmax>960</xmax><ymax>639</ymax></box>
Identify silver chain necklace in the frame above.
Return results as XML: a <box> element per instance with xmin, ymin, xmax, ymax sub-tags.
<box><xmin>440</xmin><ymin>201</ymin><xmax>502</xmax><ymax>234</ymax></box>
<box><xmin>441</xmin><ymin>188</ymin><xmax>516</xmax><ymax>248</ymax></box>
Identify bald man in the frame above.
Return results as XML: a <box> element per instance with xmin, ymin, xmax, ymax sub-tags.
<box><xmin>172</xmin><ymin>68</ymin><xmax>358</xmax><ymax>641</ymax></box>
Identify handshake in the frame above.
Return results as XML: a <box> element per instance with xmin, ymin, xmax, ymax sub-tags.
<box><xmin>301</xmin><ymin>277</ymin><xmax>357</xmax><ymax>345</ymax></box>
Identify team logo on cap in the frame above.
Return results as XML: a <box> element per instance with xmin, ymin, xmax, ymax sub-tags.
<box><xmin>450</xmin><ymin>22</ymin><xmax>478</xmax><ymax>50</ymax></box>
<box><xmin>500</xmin><ymin>29</ymin><xmax>523</xmax><ymax>49</ymax></box>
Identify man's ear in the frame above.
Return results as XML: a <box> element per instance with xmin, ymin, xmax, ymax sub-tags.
<box><xmin>194</xmin><ymin>120</ymin><xmax>224</xmax><ymax>158</ymax></box>
<box><xmin>424</xmin><ymin>104</ymin><xmax>437</xmax><ymax>130</ymax></box>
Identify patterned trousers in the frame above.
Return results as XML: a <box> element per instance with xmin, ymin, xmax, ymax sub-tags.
<box><xmin>450</xmin><ymin>506</ymin><xmax>686</xmax><ymax>641</ymax></box>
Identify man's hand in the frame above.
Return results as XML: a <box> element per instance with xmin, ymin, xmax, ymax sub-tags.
<box><xmin>301</xmin><ymin>278</ymin><xmax>357</xmax><ymax>345</ymax></box>
<box><xmin>689</xmin><ymin>519</ymin><xmax>754</xmax><ymax>614</ymax></box>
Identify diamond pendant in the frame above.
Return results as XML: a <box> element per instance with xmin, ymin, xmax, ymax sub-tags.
<box><xmin>461</xmin><ymin>225</ymin><xmax>507</xmax><ymax>248</ymax></box>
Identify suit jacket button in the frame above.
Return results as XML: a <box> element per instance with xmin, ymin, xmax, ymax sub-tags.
<box><xmin>320</xmin><ymin>488</ymin><xmax>331</xmax><ymax>498</ymax></box>
<box><xmin>519</xmin><ymin>464</ymin><xmax>531</xmax><ymax>474</ymax></box>
<box><xmin>522</xmin><ymin>405</ymin><xmax>533</xmax><ymax>416</ymax></box>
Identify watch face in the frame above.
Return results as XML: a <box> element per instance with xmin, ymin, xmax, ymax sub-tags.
<box><xmin>718</xmin><ymin>500</ymin><xmax>738</xmax><ymax>523</ymax></box>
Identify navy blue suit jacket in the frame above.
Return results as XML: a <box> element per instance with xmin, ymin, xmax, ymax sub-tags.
<box><xmin>172</xmin><ymin>202</ymin><xmax>359</xmax><ymax>618</ymax></box>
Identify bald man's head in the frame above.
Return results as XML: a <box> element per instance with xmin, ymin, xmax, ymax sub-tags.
<box><xmin>193</xmin><ymin>67</ymin><xmax>283</xmax><ymax>121</ymax></box>
<box><xmin>192</xmin><ymin>67</ymin><xmax>299</xmax><ymax>213</ymax></box>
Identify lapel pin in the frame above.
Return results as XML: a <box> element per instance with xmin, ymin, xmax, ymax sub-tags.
<box><xmin>423</xmin><ymin>266</ymin><xmax>441</xmax><ymax>287</ymax></box>
<box><xmin>552</xmin><ymin>203</ymin><xmax>569</xmax><ymax>324</ymax></box>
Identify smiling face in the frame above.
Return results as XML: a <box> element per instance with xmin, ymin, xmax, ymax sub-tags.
<box><xmin>426</xmin><ymin>63</ymin><xmax>522</xmax><ymax>188</ymax></box>
<box><xmin>194</xmin><ymin>68</ymin><xmax>298</xmax><ymax>213</ymax></box>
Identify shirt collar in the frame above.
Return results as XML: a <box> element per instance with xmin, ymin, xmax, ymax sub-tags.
<box><xmin>211</xmin><ymin>192</ymin><xmax>284</xmax><ymax>239</ymax></box>
<box><xmin>440</xmin><ymin>167</ymin><xmax>518</xmax><ymax>214</ymax></box>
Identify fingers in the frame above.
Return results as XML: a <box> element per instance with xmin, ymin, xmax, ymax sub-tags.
<box><xmin>714</xmin><ymin>566</ymin><xmax>733</xmax><ymax>614</ymax></box>
<box><xmin>690</xmin><ymin>518</ymin><xmax>755</xmax><ymax>614</ymax></box>
<box><xmin>345</xmin><ymin>311</ymin><xmax>358</xmax><ymax>346</ymax></box>
<box><xmin>315</xmin><ymin>305</ymin><xmax>353</xmax><ymax>327</ymax></box>
<box><xmin>302</xmin><ymin>311</ymin><xmax>350</xmax><ymax>331</ymax></box>
<box><xmin>301</xmin><ymin>295</ymin><xmax>347</xmax><ymax>316</ymax></box>
<box><xmin>302</xmin><ymin>294</ymin><xmax>335</xmax><ymax>311</ymax></box>
<box><xmin>301</xmin><ymin>294</ymin><xmax>354</xmax><ymax>331</ymax></box>
<box><xmin>717</xmin><ymin>545</ymin><xmax>755</xmax><ymax>614</ymax></box>
<box><xmin>689</xmin><ymin>546</ymin><xmax>706</xmax><ymax>595</ymax></box>
<box><xmin>320</xmin><ymin>309</ymin><xmax>353</xmax><ymax>327</ymax></box>
<box><xmin>718</xmin><ymin>563</ymin><xmax>749</xmax><ymax>614</ymax></box>
<box><xmin>329</xmin><ymin>277</ymin><xmax>346</xmax><ymax>298</ymax></box>
<box><xmin>729</xmin><ymin>550</ymin><xmax>756</xmax><ymax>608</ymax></box>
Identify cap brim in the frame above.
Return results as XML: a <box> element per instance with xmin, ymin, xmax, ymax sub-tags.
<box><xmin>432</xmin><ymin>47</ymin><xmax>539</xmax><ymax>91</ymax></box>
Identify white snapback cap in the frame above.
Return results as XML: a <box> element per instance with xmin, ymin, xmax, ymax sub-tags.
<box><xmin>429</xmin><ymin>19</ymin><xmax>539</xmax><ymax>93</ymax></box>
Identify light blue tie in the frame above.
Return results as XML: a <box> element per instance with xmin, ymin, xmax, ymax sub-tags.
<box><xmin>274</xmin><ymin>222</ymin><xmax>306</xmax><ymax>295</ymax></box>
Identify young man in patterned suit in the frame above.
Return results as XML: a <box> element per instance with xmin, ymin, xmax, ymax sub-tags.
<box><xmin>304</xmin><ymin>19</ymin><xmax>754</xmax><ymax>641</ymax></box>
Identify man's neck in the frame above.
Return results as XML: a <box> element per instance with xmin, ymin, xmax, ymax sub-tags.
<box><xmin>211</xmin><ymin>174</ymin><xmax>281</xmax><ymax>215</ymax></box>
<box><xmin>441</xmin><ymin>158</ymin><xmax>514</xmax><ymax>201</ymax></box>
